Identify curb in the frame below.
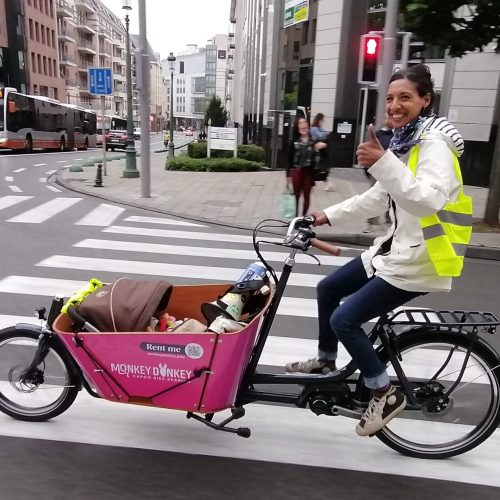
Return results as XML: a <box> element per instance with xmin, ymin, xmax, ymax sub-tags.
<box><xmin>53</xmin><ymin>169</ymin><xmax>500</xmax><ymax>261</ymax></box>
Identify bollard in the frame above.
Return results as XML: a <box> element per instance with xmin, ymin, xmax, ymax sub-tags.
<box><xmin>94</xmin><ymin>163</ymin><xmax>104</xmax><ymax>187</ymax></box>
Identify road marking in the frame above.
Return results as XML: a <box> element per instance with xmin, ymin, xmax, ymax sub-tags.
<box><xmin>4</xmin><ymin>176</ymin><xmax>14</xmax><ymax>182</ymax></box>
<box><xmin>8</xmin><ymin>185</ymin><xmax>22</xmax><ymax>193</ymax></box>
<box><xmin>13</xmin><ymin>168</ymin><xmax>26</xmax><ymax>173</ymax></box>
<box><xmin>124</xmin><ymin>215</ymin><xmax>207</xmax><ymax>227</ymax></box>
<box><xmin>0</xmin><ymin>392</ymin><xmax>498</xmax><ymax>486</ymax></box>
<box><xmin>0</xmin><ymin>195</ymin><xmax>33</xmax><ymax>211</ymax></box>
<box><xmin>57</xmin><ymin>160</ymin><xmax>68</xmax><ymax>163</ymax></box>
<box><xmin>45</xmin><ymin>169</ymin><xmax>57</xmax><ymax>175</ymax></box>
<box><xmin>0</xmin><ymin>275</ymin><xmax>315</xmax><ymax>319</ymax></box>
<box><xmin>36</xmin><ymin>255</ymin><xmax>323</xmax><ymax>288</ymax></box>
<box><xmin>103</xmin><ymin>225</ymin><xmax>283</xmax><ymax>245</ymax></box>
<box><xmin>7</xmin><ymin>197</ymin><xmax>82</xmax><ymax>223</ymax></box>
<box><xmin>33</xmin><ymin>163</ymin><xmax>47</xmax><ymax>167</ymax></box>
<box><xmin>39</xmin><ymin>177</ymin><xmax>47</xmax><ymax>183</ymax></box>
<box><xmin>46</xmin><ymin>185</ymin><xmax>62</xmax><ymax>193</ymax></box>
<box><xmin>75</xmin><ymin>204</ymin><xmax>125</xmax><ymax>226</ymax></box>
<box><xmin>74</xmin><ymin>238</ymin><xmax>351</xmax><ymax>266</ymax></box>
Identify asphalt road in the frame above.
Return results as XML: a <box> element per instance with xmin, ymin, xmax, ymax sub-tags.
<box><xmin>0</xmin><ymin>147</ymin><xmax>499</xmax><ymax>500</ymax></box>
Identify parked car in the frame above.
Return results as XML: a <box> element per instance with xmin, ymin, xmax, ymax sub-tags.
<box><xmin>133</xmin><ymin>127</ymin><xmax>141</xmax><ymax>140</ymax></box>
<box><xmin>105</xmin><ymin>130</ymin><xmax>128</xmax><ymax>151</ymax></box>
<box><xmin>163</xmin><ymin>131</ymin><xmax>170</xmax><ymax>147</ymax></box>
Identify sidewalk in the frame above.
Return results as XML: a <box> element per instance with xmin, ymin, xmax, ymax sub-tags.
<box><xmin>56</xmin><ymin>152</ymin><xmax>500</xmax><ymax>260</ymax></box>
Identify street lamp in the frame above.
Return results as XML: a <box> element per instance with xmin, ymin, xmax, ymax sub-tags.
<box><xmin>122</xmin><ymin>0</ymin><xmax>139</xmax><ymax>178</ymax></box>
<box><xmin>167</xmin><ymin>52</ymin><xmax>176</xmax><ymax>159</ymax></box>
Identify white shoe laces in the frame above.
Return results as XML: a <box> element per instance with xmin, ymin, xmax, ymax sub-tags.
<box><xmin>363</xmin><ymin>396</ymin><xmax>386</xmax><ymax>423</ymax></box>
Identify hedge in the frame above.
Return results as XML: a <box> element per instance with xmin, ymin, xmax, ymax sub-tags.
<box><xmin>166</xmin><ymin>156</ymin><xmax>262</xmax><ymax>172</ymax></box>
<box><xmin>187</xmin><ymin>141</ymin><xmax>265</xmax><ymax>163</ymax></box>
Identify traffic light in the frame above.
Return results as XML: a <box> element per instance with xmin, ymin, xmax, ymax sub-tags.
<box><xmin>408</xmin><ymin>40</ymin><xmax>426</xmax><ymax>67</ymax></box>
<box><xmin>358</xmin><ymin>34</ymin><xmax>381</xmax><ymax>84</ymax></box>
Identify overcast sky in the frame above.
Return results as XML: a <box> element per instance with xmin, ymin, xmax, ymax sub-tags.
<box><xmin>101</xmin><ymin>0</ymin><xmax>232</xmax><ymax>59</ymax></box>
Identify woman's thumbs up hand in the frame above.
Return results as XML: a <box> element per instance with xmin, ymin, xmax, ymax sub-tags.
<box><xmin>356</xmin><ymin>124</ymin><xmax>385</xmax><ymax>169</ymax></box>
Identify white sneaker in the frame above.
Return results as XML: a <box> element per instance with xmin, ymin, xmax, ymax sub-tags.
<box><xmin>355</xmin><ymin>386</ymin><xmax>406</xmax><ymax>436</ymax></box>
<box><xmin>285</xmin><ymin>358</ymin><xmax>336</xmax><ymax>375</ymax></box>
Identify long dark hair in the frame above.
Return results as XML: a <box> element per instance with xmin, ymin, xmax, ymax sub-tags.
<box><xmin>292</xmin><ymin>116</ymin><xmax>310</xmax><ymax>141</ymax></box>
<box><xmin>389</xmin><ymin>64</ymin><xmax>435</xmax><ymax>116</ymax></box>
<box><xmin>312</xmin><ymin>113</ymin><xmax>324</xmax><ymax>128</ymax></box>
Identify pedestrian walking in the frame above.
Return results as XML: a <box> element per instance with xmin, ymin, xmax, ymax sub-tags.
<box><xmin>287</xmin><ymin>117</ymin><xmax>327</xmax><ymax>216</ymax></box>
<box><xmin>311</xmin><ymin>113</ymin><xmax>335</xmax><ymax>192</ymax></box>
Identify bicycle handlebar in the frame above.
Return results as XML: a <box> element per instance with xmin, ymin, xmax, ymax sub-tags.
<box><xmin>311</xmin><ymin>238</ymin><xmax>341</xmax><ymax>256</ymax></box>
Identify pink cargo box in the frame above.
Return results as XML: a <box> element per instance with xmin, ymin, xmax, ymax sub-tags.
<box><xmin>54</xmin><ymin>283</ymin><xmax>272</xmax><ymax>414</ymax></box>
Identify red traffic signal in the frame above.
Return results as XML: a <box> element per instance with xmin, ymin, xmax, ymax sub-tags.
<box><xmin>358</xmin><ymin>34</ymin><xmax>382</xmax><ymax>84</ymax></box>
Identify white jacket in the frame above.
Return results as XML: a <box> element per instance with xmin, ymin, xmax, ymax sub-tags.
<box><xmin>324</xmin><ymin>117</ymin><xmax>463</xmax><ymax>293</ymax></box>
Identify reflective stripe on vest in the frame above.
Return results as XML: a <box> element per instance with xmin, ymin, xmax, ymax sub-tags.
<box><xmin>408</xmin><ymin>145</ymin><xmax>473</xmax><ymax>277</ymax></box>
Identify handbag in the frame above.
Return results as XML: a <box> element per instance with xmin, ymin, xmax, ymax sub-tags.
<box><xmin>313</xmin><ymin>151</ymin><xmax>329</xmax><ymax>182</ymax></box>
<box><xmin>280</xmin><ymin>187</ymin><xmax>296</xmax><ymax>219</ymax></box>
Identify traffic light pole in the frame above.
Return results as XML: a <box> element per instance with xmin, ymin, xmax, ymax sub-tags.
<box><xmin>375</xmin><ymin>0</ymin><xmax>399</xmax><ymax>129</ymax></box>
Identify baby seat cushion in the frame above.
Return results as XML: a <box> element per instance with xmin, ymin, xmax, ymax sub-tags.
<box><xmin>77</xmin><ymin>278</ymin><xmax>173</xmax><ymax>332</ymax></box>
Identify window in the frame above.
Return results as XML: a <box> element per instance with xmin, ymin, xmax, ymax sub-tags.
<box><xmin>179</xmin><ymin>61</ymin><xmax>184</xmax><ymax>73</ymax></box>
<box><xmin>53</xmin><ymin>88</ymin><xmax>58</xmax><ymax>101</ymax></box>
<box><xmin>206</xmin><ymin>62</ymin><xmax>216</xmax><ymax>71</ymax></box>
<box><xmin>29</xmin><ymin>20</ymin><xmax>34</xmax><ymax>40</ymax></box>
<box><xmin>218</xmin><ymin>50</ymin><xmax>226</xmax><ymax>59</ymax></box>
<box><xmin>46</xmin><ymin>27</ymin><xmax>51</xmax><ymax>46</ymax></box>
<box><xmin>52</xmin><ymin>30</ymin><xmax>55</xmax><ymax>48</ymax></box>
<box><xmin>35</xmin><ymin>22</ymin><xmax>40</xmax><ymax>42</ymax></box>
<box><xmin>45</xmin><ymin>0</ymin><xmax>49</xmax><ymax>15</ymax></box>
<box><xmin>34</xmin><ymin>0</ymin><xmax>38</xmax><ymax>9</ymax></box>
<box><xmin>31</xmin><ymin>52</ymin><xmax>36</xmax><ymax>72</ymax></box>
<box><xmin>293</xmin><ymin>41</ymin><xmax>300</xmax><ymax>53</ymax></box>
<box><xmin>37</xmin><ymin>54</ymin><xmax>41</xmax><ymax>72</ymax></box>
<box><xmin>311</xmin><ymin>19</ymin><xmax>317</xmax><ymax>43</ymax></box>
<box><xmin>50</xmin><ymin>0</ymin><xmax>54</xmax><ymax>18</ymax></box>
<box><xmin>53</xmin><ymin>59</ymin><xmax>56</xmax><ymax>76</ymax></box>
<box><xmin>43</xmin><ymin>56</ymin><xmax>47</xmax><ymax>75</ymax></box>
<box><xmin>18</xmin><ymin>51</ymin><xmax>25</xmax><ymax>70</ymax></box>
<box><xmin>302</xmin><ymin>21</ymin><xmax>309</xmax><ymax>45</ymax></box>
<box><xmin>41</xmin><ymin>25</ymin><xmax>45</xmax><ymax>44</ymax></box>
<box><xmin>48</xmin><ymin>58</ymin><xmax>52</xmax><ymax>76</ymax></box>
<box><xmin>16</xmin><ymin>15</ymin><xmax>24</xmax><ymax>36</ymax></box>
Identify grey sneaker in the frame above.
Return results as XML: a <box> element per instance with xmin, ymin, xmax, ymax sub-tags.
<box><xmin>355</xmin><ymin>386</ymin><xmax>406</xmax><ymax>436</ymax></box>
<box><xmin>285</xmin><ymin>358</ymin><xmax>336</xmax><ymax>374</ymax></box>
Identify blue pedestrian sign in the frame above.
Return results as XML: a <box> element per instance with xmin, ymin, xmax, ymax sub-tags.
<box><xmin>88</xmin><ymin>67</ymin><xmax>113</xmax><ymax>95</ymax></box>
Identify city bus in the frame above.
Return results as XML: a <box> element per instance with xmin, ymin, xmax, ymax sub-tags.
<box><xmin>0</xmin><ymin>87</ymin><xmax>97</xmax><ymax>152</ymax></box>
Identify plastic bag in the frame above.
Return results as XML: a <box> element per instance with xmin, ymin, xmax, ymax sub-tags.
<box><xmin>280</xmin><ymin>188</ymin><xmax>296</xmax><ymax>219</ymax></box>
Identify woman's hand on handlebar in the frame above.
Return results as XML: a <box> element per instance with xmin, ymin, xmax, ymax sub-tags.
<box><xmin>307</xmin><ymin>211</ymin><xmax>330</xmax><ymax>227</ymax></box>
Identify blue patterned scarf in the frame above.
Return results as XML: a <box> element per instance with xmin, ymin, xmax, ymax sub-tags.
<box><xmin>388</xmin><ymin>115</ymin><xmax>433</xmax><ymax>157</ymax></box>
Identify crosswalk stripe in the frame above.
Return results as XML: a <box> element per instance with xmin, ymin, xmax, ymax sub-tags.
<box><xmin>12</xmin><ymin>168</ymin><xmax>26</xmax><ymax>173</ymax></box>
<box><xmin>1</xmin><ymin>392</ymin><xmax>498</xmax><ymax>486</ymax></box>
<box><xmin>46</xmin><ymin>185</ymin><xmax>62</xmax><ymax>193</ymax></box>
<box><xmin>33</xmin><ymin>163</ymin><xmax>47</xmax><ymax>167</ymax></box>
<box><xmin>0</xmin><ymin>195</ymin><xmax>33</xmax><ymax>211</ymax></box>
<box><xmin>73</xmin><ymin>238</ymin><xmax>352</xmax><ymax>267</ymax></box>
<box><xmin>123</xmin><ymin>216</ymin><xmax>208</xmax><ymax>227</ymax></box>
<box><xmin>0</xmin><ymin>276</ymin><xmax>315</xmax><ymax>319</ymax></box>
<box><xmin>0</xmin><ymin>314</ymin><xmax>485</xmax><ymax>384</ymax></box>
<box><xmin>75</xmin><ymin>204</ymin><xmax>125</xmax><ymax>226</ymax></box>
<box><xmin>4</xmin><ymin>176</ymin><xmax>14</xmax><ymax>182</ymax></box>
<box><xmin>39</xmin><ymin>177</ymin><xmax>47</xmax><ymax>183</ymax></box>
<box><xmin>103</xmin><ymin>225</ymin><xmax>282</xmax><ymax>244</ymax></box>
<box><xmin>7</xmin><ymin>198</ymin><xmax>82</xmax><ymax>223</ymax></box>
<box><xmin>8</xmin><ymin>186</ymin><xmax>22</xmax><ymax>193</ymax></box>
<box><xmin>36</xmin><ymin>255</ymin><xmax>323</xmax><ymax>288</ymax></box>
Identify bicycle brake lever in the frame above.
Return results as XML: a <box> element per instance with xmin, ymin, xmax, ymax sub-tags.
<box><xmin>304</xmin><ymin>252</ymin><xmax>321</xmax><ymax>266</ymax></box>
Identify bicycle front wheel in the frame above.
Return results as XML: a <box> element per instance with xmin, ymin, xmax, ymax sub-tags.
<box><xmin>376</xmin><ymin>329</ymin><xmax>500</xmax><ymax>459</ymax></box>
<box><xmin>0</xmin><ymin>327</ymin><xmax>78</xmax><ymax>422</ymax></box>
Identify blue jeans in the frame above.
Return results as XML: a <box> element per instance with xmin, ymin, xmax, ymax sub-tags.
<box><xmin>317</xmin><ymin>256</ymin><xmax>424</xmax><ymax>390</ymax></box>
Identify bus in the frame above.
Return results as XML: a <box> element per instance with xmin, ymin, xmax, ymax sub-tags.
<box><xmin>0</xmin><ymin>87</ymin><xmax>97</xmax><ymax>152</ymax></box>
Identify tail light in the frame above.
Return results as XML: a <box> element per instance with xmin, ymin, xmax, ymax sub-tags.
<box><xmin>121</xmin><ymin>134</ymin><xmax>128</xmax><ymax>141</ymax></box>
<box><xmin>105</xmin><ymin>133</ymin><xmax>110</xmax><ymax>140</ymax></box>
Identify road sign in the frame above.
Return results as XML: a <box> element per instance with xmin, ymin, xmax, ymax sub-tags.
<box><xmin>88</xmin><ymin>67</ymin><xmax>113</xmax><ymax>95</ymax></box>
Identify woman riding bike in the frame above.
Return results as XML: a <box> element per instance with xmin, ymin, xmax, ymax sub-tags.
<box><xmin>286</xmin><ymin>64</ymin><xmax>472</xmax><ymax>437</ymax></box>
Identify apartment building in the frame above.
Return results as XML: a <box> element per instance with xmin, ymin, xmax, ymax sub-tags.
<box><xmin>0</xmin><ymin>0</ymin><xmax>29</xmax><ymax>92</ymax></box>
<box><xmin>231</xmin><ymin>0</ymin><xmax>500</xmax><ymax>186</ymax></box>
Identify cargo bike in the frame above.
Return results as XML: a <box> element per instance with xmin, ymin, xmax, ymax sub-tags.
<box><xmin>0</xmin><ymin>216</ymin><xmax>499</xmax><ymax>459</ymax></box>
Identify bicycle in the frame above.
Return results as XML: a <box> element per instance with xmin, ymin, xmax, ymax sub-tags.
<box><xmin>0</xmin><ymin>215</ymin><xmax>499</xmax><ymax>459</ymax></box>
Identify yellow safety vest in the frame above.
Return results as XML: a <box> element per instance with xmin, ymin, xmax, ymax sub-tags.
<box><xmin>408</xmin><ymin>145</ymin><xmax>473</xmax><ymax>277</ymax></box>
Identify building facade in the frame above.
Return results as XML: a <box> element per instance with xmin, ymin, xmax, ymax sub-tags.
<box><xmin>231</xmin><ymin>0</ymin><xmax>500</xmax><ymax>186</ymax></box>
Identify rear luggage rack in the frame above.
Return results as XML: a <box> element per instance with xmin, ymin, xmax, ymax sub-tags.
<box><xmin>386</xmin><ymin>308</ymin><xmax>499</xmax><ymax>334</ymax></box>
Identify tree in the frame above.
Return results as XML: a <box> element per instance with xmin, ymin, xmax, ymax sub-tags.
<box><xmin>400</xmin><ymin>0</ymin><xmax>500</xmax><ymax>225</ymax></box>
<box><xmin>204</xmin><ymin>96</ymin><xmax>228</xmax><ymax>127</ymax></box>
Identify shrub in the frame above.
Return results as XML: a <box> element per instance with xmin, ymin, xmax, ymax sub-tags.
<box><xmin>237</xmin><ymin>144</ymin><xmax>266</xmax><ymax>163</ymax></box>
<box><xmin>166</xmin><ymin>156</ymin><xmax>261</xmax><ymax>172</ymax></box>
<box><xmin>187</xmin><ymin>141</ymin><xmax>266</xmax><ymax>163</ymax></box>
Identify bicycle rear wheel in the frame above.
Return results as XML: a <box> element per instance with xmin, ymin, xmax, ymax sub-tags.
<box><xmin>0</xmin><ymin>327</ymin><xmax>78</xmax><ymax>422</ymax></box>
<box><xmin>376</xmin><ymin>329</ymin><xmax>500</xmax><ymax>459</ymax></box>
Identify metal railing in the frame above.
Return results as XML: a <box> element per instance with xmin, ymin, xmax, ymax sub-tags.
<box><xmin>60</xmin><ymin>54</ymin><xmax>77</xmax><ymax>64</ymax></box>
<box><xmin>77</xmin><ymin>38</ymin><xmax>96</xmax><ymax>50</ymax></box>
